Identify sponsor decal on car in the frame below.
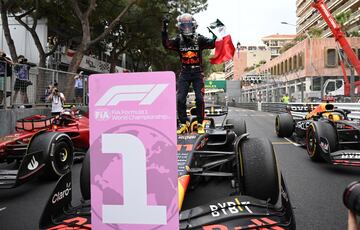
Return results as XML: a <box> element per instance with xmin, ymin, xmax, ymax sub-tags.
<box><xmin>296</xmin><ymin>120</ymin><xmax>312</xmax><ymax>130</ymax></box>
<box><xmin>52</xmin><ymin>182</ymin><xmax>71</xmax><ymax>204</ymax></box>
<box><xmin>319</xmin><ymin>137</ymin><xmax>329</xmax><ymax>153</ymax></box>
<box><xmin>341</xmin><ymin>153</ymin><xmax>360</xmax><ymax>159</ymax></box>
<box><xmin>27</xmin><ymin>156</ymin><xmax>39</xmax><ymax>171</ymax></box>
<box><xmin>209</xmin><ymin>198</ymin><xmax>252</xmax><ymax>218</ymax></box>
<box><xmin>202</xmin><ymin>217</ymin><xmax>283</xmax><ymax>230</ymax></box>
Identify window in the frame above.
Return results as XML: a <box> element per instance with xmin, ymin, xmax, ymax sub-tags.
<box><xmin>326</xmin><ymin>48</ymin><xmax>337</xmax><ymax>67</ymax></box>
<box><xmin>325</xmin><ymin>81</ymin><xmax>336</xmax><ymax>93</ymax></box>
<box><xmin>285</xmin><ymin>60</ymin><xmax>288</xmax><ymax>73</ymax></box>
<box><xmin>294</xmin><ymin>55</ymin><xmax>298</xmax><ymax>70</ymax></box>
<box><xmin>336</xmin><ymin>80</ymin><xmax>343</xmax><ymax>89</ymax></box>
<box><xmin>298</xmin><ymin>52</ymin><xmax>304</xmax><ymax>69</ymax></box>
<box><xmin>289</xmin><ymin>57</ymin><xmax>293</xmax><ymax>71</ymax></box>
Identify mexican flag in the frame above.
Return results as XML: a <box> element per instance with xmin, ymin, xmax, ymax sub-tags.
<box><xmin>209</xmin><ymin>19</ymin><xmax>235</xmax><ymax>64</ymax></box>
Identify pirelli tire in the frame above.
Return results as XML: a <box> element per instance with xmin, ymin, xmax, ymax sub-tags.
<box><xmin>275</xmin><ymin>113</ymin><xmax>294</xmax><ymax>137</ymax></box>
<box><xmin>239</xmin><ymin>138</ymin><xmax>280</xmax><ymax>205</ymax></box>
<box><xmin>80</xmin><ymin>149</ymin><xmax>90</xmax><ymax>200</ymax></box>
<box><xmin>226</xmin><ymin>118</ymin><xmax>247</xmax><ymax>136</ymax></box>
<box><xmin>28</xmin><ymin>132</ymin><xmax>74</xmax><ymax>180</ymax></box>
<box><xmin>306</xmin><ymin>121</ymin><xmax>337</xmax><ymax>162</ymax></box>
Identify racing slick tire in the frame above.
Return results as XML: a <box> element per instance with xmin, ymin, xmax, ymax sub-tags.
<box><xmin>80</xmin><ymin>149</ymin><xmax>90</xmax><ymax>200</ymax></box>
<box><xmin>28</xmin><ymin>132</ymin><xmax>74</xmax><ymax>180</ymax></box>
<box><xmin>306</xmin><ymin>121</ymin><xmax>337</xmax><ymax>162</ymax></box>
<box><xmin>226</xmin><ymin>118</ymin><xmax>247</xmax><ymax>136</ymax></box>
<box><xmin>275</xmin><ymin>113</ymin><xmax>294</xmax><ymax>137</ymax></box>
<box><xmin>239</xmin><ymin>138</ymin><xmax>280</xmax><ymax>205</ymax></box>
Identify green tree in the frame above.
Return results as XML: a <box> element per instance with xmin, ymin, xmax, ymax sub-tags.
<box><xmin>335</xmin><ymin>11</ymin><xmax>351</xmax><ymax>32</ymax></box>
<box><xmin>308</xmin><ymin>26</ymin><xmax>323</xmax><ymax>38</ymax></box>
<box><xmin>0</xmin><ymin>0</ymin><xmax>19</xmax><ymax>61</ymax></box>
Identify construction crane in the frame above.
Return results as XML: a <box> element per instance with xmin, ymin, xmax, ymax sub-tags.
<box><xmin>312</xmin><ymin>0</ymin><xmax>360</xmax><ymax>99</ymax></box>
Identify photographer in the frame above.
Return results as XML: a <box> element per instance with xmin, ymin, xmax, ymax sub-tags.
<box><xmin>12</xmin><ymin>55</ymin><xmax>33</xmax><ymax>105</ymax></box>
<box><xmin>47</xmin><ymin>87</ymin><xmax>65</xmax><ymax>116</ymax></box>
<box><xmin>0</xmin><ymin>50</ymin><xmax>12</xmax><ymax>106</ymax></box>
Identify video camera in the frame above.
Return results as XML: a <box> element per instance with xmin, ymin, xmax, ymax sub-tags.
<box><xmin>343</xmin><ymin>181</ymin><xmax>360</xmax><ymax>215</ymax></box>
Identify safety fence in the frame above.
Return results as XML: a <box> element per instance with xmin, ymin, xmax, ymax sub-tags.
<box><xmin>0</xmin><ymin>61</ymin><xmax>88</xmax><ymax>109</ymax></box>
<box><xmin>217</xmin><ymin>100</ymin><xmax>360</xmax><ymax>120</ymax></box>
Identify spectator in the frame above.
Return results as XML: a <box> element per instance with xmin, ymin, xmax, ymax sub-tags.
<box><xmin>281</xmin><ymin>93</ymin><xmax>290</xmax><ymax>104</ymax></box>
<box><xmin>0</xmin><ymin>50</ymin><xmax>12</xmax><ymax>106</ymax></box>
<box><xmin>47</xmin><ymin>87</ymin><xmax>65</xmax><ymax>116</ymax></box>
<box><xmin>43</xmin><ymin>84</ymin><xmax>53</xmax><ymax>102</ymax></box>
<box><xmin>74</xmin><ymin>71</ymin><xmax>84</xmax><ymax>105</ymax></box>
<box><xmin>12</xmin><ymin>55</ymin><xmax>33</xmax><ymax>105</ymax></box>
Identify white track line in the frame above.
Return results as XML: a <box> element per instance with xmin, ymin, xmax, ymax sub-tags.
<box><xmin>0</xmin><ymin>207</ymin><xmax>6</xmax><ymax>212</ymax></box>
<box><xmin>284</xmin><ymin>137</ymin><xmax>302</xmax><ymax>147</ymax></box>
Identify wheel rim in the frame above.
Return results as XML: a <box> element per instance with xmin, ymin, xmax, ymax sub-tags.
<box><xmin>54</xmin><ymin>144</ymin><xmax>71</xmax><ymax>173</ymax></box>
<box><xmin>59</xmin><ymin>147</ymin><xmax>68</xmax><ymax>162</ymax></box>
<box><xmin>307</xmin><ymin>126</ymin><xmax>316</xmax><ymax>156</ymax></box>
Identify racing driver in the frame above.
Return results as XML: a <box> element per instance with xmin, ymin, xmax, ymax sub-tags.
<box><xmin>162</xmin><ymin>13</ymin><xmax>216</xmax><ymax>134</ymax></box>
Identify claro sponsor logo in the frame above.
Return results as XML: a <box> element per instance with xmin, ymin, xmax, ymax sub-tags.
<box><xmin>52</xmin><ymin>183</ymin><xmax>71</xmax><ymax>204</ymax></box>
<box><xmin>95</xmin><ymin>84</ymin><xmax>168</xmax><ymax>106</ymax></box>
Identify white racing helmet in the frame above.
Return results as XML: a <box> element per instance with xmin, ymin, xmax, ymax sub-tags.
<box><xmin>176</xmin><ymin>13</ymin><xmax>197</xmax><ymax>36</ymax></box>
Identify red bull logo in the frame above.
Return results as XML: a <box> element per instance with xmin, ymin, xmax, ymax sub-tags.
<box><xmin>182</xmin><ymin>51</ymin><xmax>198</xmax><ymax>59</ymax></box>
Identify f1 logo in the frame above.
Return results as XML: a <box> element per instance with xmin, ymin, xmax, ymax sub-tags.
<box><xmin>96</xmin><ymin>84</ymin><xmax>168</xmax><ymax>106</ymax></box>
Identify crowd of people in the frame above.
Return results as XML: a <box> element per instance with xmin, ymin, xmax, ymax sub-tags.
<box><xmin>0</xmin><ymin>49</ymin><xmax>86</xmax><ymax>110</ymax></box>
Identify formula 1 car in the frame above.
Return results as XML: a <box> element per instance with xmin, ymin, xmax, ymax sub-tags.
<box><xmin>39</xmin><ymin>107</ymin><xmax>295</xmax><ymax>229</ymax></box>
<box><xmin>275</xmin><ymin>103</ymin><xmax>360</xmax><ymax>166</ymax></box>
<box><xmin>0</xmin><ymin>109</ymin><xmax>89</xmax><ymax>188</ymax></box>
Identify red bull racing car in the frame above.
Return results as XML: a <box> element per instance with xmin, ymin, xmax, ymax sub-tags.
<box><xmin>0</xmin><ymin>109</ymin><xmax>89</xmax><ymax>188</ymax></box>
<box><xmin>275</xmin><ymin>103</ymin><xmax>360</xmax><ymax>166</ymax></box>
<box><xmin>39</xmin><ymin>106</ymin><xmax>295</xmax><ymax>229</ymax></box>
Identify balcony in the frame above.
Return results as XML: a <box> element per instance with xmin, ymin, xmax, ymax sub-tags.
<box><xmin>298</xmin><ymin>0</ymin><xmax>342</xmax><ymax>33</ymax></box>
<box><xmin>297</xmin><ymin>0</ymin><xmax>307</xmax><ymax>8</ymax></box>
<box><xmin>318</xmin><ymin>0</ymin><xmax>359</xmax><ymax>29</ymax></box>
<box><xmin>322</xmin><ymin>8</ymin><xmax>360</xmax><ymax>37</ymax></box>
<box><xmin>297</xmin><ymin>0</ymin><xmax>312</xmax><ymax>17</ymax></box>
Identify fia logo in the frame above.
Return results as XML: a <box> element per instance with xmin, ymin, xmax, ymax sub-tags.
<box><xmin>95</xmin><ymin>110</ymin><xmax>110</xmax><ymax>121</ymax></box>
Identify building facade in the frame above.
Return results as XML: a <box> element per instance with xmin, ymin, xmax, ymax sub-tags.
<box><xmin>240</xmin><ymin>37</ymin><xmax>360</xmax><ymax>102</ymax></box>
<box><xmin>297</xmin><ymin>0</ymin><xmax>360</xmax><ymax>37</ymax></box>
<box><xmin>261</xmin><ymin>34</ymin><xmax>297</xmax><ymax>59</ymax></box>
<box><xmin>225</xmin><ymin>45</ymin><xmax>271</xmax><ymax>81</ymax></box>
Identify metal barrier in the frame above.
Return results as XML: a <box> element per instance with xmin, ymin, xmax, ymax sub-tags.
<box><xmin>225</xmin><ymin>102</ymin><xmax>360</xmax><ymax>120</ymax></box>
<box><xmin>233</xmin><ymin>102</ymin><xmax>258</xmax><ymax>111</ymax></box>
<box><xmin>0</xmin><ymin>64</ymin><xmax>89</xmax><ymax>109</ymax></box>
<box><xmin>261</xmin><ymin>103</ymin><xmax>287</xmax><ymax>114</ymax></box>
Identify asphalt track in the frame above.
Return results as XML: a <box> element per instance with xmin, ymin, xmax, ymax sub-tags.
<box><xmin>0</xmin><ymin>107</ymin><xmax>359</xmax><ymax>229</ymax></box>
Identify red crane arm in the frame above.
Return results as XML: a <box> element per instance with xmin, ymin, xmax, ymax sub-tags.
<box><xmin>312</xmin><ymin>0</ymin><xmax>360</xmax><ymax>94</ymax></box>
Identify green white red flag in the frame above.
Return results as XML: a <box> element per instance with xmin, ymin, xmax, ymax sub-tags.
<box><xmin>209</xmin><ymin>19</ymin><xmax>235</xmax><ymax>64</ymax></box>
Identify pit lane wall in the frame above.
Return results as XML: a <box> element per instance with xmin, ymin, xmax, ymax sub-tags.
<box><xmin>217</xmin><ymin>101</ymin><xmax>360</xmax><ymax>120</ymax></box>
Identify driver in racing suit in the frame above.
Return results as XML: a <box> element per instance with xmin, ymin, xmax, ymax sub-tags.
<box><xmin>162</xmin><ymin>13</ymin><xmax>216</xmax><ymax>134</ymax></box>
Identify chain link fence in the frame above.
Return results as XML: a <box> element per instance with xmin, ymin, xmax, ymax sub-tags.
<box><xmin>0</xmin><ymin>62</ymin><xmax>89</xmax><ymax>109</ymax></box>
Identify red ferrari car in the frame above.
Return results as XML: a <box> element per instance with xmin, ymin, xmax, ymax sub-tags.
<box><xmin>0</xmin><ymin>109</ymin><xmax>89</xmax><ymax>188</ymax></box>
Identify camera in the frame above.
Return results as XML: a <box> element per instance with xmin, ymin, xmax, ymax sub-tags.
<box><xmin>343</xmin><ymin>181</ymin><xmax>360</xmax><ymax>215</ymax></box>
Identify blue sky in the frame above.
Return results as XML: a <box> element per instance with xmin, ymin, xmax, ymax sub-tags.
<box><xmin>194</xmin><ymin>0</ymin><xmax>297</xmax><ymax>45</ymax></box>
